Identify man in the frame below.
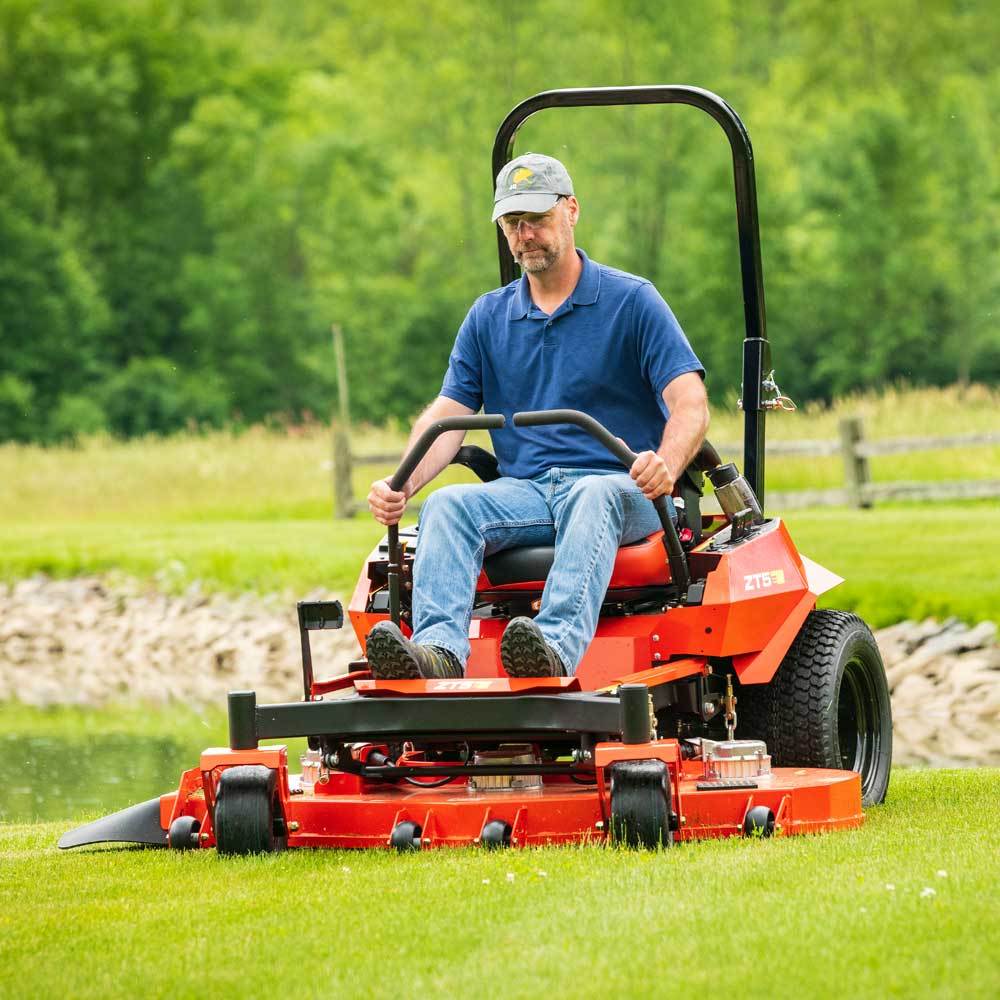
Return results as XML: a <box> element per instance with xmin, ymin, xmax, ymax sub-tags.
<box><xmin>366</xmin><ymin>153</ymin><xmax>709</xmax><ymax>679</ymax></box>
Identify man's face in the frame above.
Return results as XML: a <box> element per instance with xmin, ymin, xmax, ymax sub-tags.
<box><xmin>498</xmin><ymin>197</ymin><xmax>578</xmax><ymax>274</ymax></box>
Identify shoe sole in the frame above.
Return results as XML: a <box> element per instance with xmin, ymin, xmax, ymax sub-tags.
<box><xmin>501</xmin><ymin>619</ymin><xmax>560</xmax><ymax>678</ymax></box>
<box><xmin>366</xmin><ymin>625</ymin><xmax>422</xmax><ymax>680</ymax></box>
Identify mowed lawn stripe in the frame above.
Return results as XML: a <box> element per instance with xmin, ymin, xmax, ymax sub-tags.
<box><xmin>2</xmin><ymin>768</ymin><xmax>997</xmax><ymax>998</ymax></box>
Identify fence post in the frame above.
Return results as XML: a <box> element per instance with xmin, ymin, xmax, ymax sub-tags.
<box><xmin>331</xmin><ymin>324</ymin><xmax>355</xmax><ymax>519</ymax></box>
<box><xmin>839</xmin><ymin>416</ymin><xmax>872</xmax><ymax>509</ymax></box>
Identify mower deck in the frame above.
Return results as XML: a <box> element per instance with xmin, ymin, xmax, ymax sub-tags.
<box><xmin>141</xmin><ymin>743</ymin><xmax>860</xmax><ymax>851</ymax></box>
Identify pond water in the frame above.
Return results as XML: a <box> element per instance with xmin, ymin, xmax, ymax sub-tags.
<box><xmin>1</xmin><ymin>728</ymin><xmax>311</xmax><ymax>824</ymax></box>
<box><xmin>0</xmin><ymin>732</ymin><xmax>203</xmax><ymax>824</ymax></box>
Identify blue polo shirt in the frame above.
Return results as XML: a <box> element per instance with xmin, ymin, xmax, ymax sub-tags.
<box><xmin>441</xmin><ymin>249</ymin><xmax>704</xmax><ymax>480</ymax></box>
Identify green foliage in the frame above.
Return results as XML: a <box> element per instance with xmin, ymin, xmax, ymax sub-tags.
<box><xmin>0</xmin><ymin>124</ymin><xmax>109</xmax><ymax>434</ymax></box>
<box><xmin>99</xmin><ymin>357</ymin><xmax>230</xmax><ymax>437</ymax></box>
<box><xmin>0</xmin><ymin>0</ymin><xmax>997</xmax><ymax>442</ymax></box>
<box><xmin>47</xmin><ymin>393</ymin><xmax>107</xmax><ymax>443</ymax></box>
<box><xmin>0</xmin><ymin>374</ymin><xmax>35</xmax><ymax>442</ymax></box>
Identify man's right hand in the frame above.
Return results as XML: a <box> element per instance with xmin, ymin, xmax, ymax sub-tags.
<box><xmin>368</xmin><ymin>478</ymin><xmax>408</xmax><ymax>526</ymax></box>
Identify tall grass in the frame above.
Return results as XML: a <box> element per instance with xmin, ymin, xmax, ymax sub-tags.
<box><xmin>2</xmin><ymin>384</ymin><xmax>997</xmax><ymax>523</ymax></box>
<box><xmin>2</xmin><ymin>384</ymin><xmax>998</xmax><ymax>622</ymax></box>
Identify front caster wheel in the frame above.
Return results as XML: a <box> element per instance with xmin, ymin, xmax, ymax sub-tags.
<box><xmin>214</xmin><ymin>765</ymin><xmax>282</xmax><ymax>856</ymax></box>
<box><xmin>168</xmin><ymin>815</ymin><xmax>201</xmax><ymax>850</ymax></box>
<box><xmin>390</xmin><ymin>821</ymin><xmax>422</xmax><ymax>851</ymax></box>
<box><xmin>609</xmin><ymin>759</ymin><xmax>673</xmax><ymax>849</ymax></box>
<box><xmin>743</xmin><ymin>806</ymin><xmax>775</xmax><ymax>838</ymax></box>
<box><xmin>480</xmin><ymin>820</ymin><xmax>512</xmax><ymax>849</ymax></box>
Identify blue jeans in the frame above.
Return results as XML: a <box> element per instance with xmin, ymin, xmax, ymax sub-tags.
<box><xmin>411</xmin><ymin>469</ymin><xmax>668</xmax><ymax>675</ymax></box>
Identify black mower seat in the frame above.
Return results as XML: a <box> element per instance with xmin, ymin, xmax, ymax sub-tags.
<box><xmin>444</xmin><ymin>441</ymin><xmax>714</xmax><ymax>590</ymax></box>
<box><xmin>477</xmin><ymin>531</ymin><xmax>670</xmax><ymax>590</ymax></box>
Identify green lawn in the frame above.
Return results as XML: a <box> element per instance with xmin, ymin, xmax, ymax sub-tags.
<box><xmin>1</xmin><ymin>768</ymin><xmax>997</xmax><ymax>999</ymax></box>
<box><xmin>3</xmin><ymin>501</ymin><xmax>998</xmax><ymax>627</ymax></box>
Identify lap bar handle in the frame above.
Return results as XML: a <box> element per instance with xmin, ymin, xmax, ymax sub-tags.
<box><xmin>512</xmin><ymin>409</ymin><xmax>691</xmax><ymax>596</ymax></box>
<box><xmin>385</xmin><ymin>414</ymin><xmax>506</xmax><ymax>626</ymax></box>
<box><xmin>388</xmin><ymin>414</ymin><xmax>506</xmax><ymax>493</ymax></box>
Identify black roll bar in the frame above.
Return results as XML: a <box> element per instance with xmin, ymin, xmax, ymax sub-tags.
<box><xmin>491</xmin><ymin>85</ymin><xmax>770</xmax><ymax>507</ymax></box>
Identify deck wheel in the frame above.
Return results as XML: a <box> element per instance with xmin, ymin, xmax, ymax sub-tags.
<box><xmin>608</xmin><ymin>759</ymin><xmax>673</xmax><ymax>849</ymax></box>
<box><xmin>743</xmin><ymin>806</ymin><xmax>775</xmax><ymax>838</ymax></box>
<box><xmin>390</xmin><ymin>821</ymin><xmax>422</xmax><ymax>851</ymax></box>
<box><xmin>167</xmin><ymin>815</ymin><xmax>201</xmax><ymax>850</ymax></box>
<box><xmin>214</xmin><ymin>765</ymin><xmax>281</xmax><ymax>856</ymax></box>
<box><xmin>480</xmin><ymin>820</ymin><xmax>512</xmax><ymax>849</ymax></box>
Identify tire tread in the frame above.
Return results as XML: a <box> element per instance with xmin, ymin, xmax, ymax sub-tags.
<box><xmin>738</xmin><ymin>609</ymin><xmax>891</xmax><ymax>804</ymax></box>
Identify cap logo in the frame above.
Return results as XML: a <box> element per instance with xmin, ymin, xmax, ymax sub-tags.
<box><xmin>511</xmin><ymin>167</ymin><xmax>534</xmax><ymax>189</ymax></box>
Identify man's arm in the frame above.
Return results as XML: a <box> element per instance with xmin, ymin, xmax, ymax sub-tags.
<box><xmin>367</xmin><ymin>395</ymin><xmax>475</xmax><ymax>525</ymax></box>
<box><xmin>630</xmin><ymin>372</ymin><xmax>710</xmax><ymax>499</ymax></box>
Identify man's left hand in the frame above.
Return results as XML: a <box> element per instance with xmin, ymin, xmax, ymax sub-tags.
<box><xmin>629</xmin><ymin>450</ymin><xmax>674</xmax><ymax>500</ymax></box>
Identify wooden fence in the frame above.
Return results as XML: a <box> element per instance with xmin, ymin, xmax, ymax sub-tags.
<box><xmin>332</xmin><ymin>416</ymin><xmax>1000</xmax><ymax>517</ymax></box>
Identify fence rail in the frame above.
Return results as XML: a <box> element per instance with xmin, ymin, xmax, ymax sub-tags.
<box><xmin>333</xmin><ymin>417</ymin><xmax>1000</xmax><ymax>516</ymax></box>
<box><xmin>712</xmin><ymin>429</ymin><xmax>1000</xmax><ymax>459</ymax></box>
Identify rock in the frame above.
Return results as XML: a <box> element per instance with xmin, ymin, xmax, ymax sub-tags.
<box><xmin>874</xmin><ymin>617</ymin><xmax>999</xmax><ymax>766</ymax></box>
<box><xmin>0</xmin><ymin>574</ymin><xmax>361</xmax><ymax>709</ymax></box>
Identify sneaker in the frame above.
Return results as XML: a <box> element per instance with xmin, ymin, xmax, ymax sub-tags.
<box><xmin>366</xmin><ymin>621</ymin><xmax>463</xmax><ymax>679</ymax></box>
<box><xmin>500</xmin><ymin>617</ymin><xmax>566</xmax><ymax>678</ymax></box>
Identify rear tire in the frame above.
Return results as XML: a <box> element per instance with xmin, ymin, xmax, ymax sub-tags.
<box><xmin>214</xmin><ymin>765</ymin><xmax>281</xmax><ymax>856</ymax></box>
<box><xmin>739</xmin><ymin>609</ymin><xmax>892</xmax><ymax>805</ymax></box>
<box><xmin>608</xmin><ymin>760</ymin><xmax>673</xmax><ymax>849</ymax></box>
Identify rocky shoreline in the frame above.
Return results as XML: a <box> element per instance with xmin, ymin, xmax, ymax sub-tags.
<box><xmin>1</xmin><ymin>576</ymin><xmax>997</xmax><ymax>766</ymax></box>
<box><xmin>0</xmin><ymin>575</ymin><xmax>360</xmax><ymax>709</ymax></box>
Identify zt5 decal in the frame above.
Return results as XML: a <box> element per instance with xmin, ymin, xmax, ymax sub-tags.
<box><xmin>744</xmin><ymin>569</ymin><xmax>786</xmax><ymax>591</ymax></box>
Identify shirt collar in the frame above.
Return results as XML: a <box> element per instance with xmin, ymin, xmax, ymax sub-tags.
<box><xmin>571</xmin><ymin>249</ymin><xmax>600</xmax><ymax>306</ymax></box>
<box><xmin>509</xmin><ymin>248</ymin><xmax>601</xmax><ymax>320</ymax></box>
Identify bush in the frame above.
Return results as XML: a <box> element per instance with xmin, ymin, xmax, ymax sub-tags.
<box><xmin>47</xmin><ymin>394</ymin><xmax>108</xmax><ymax>443</ymax></box>
<box><xmin>100</xmin><ymin>358</ymin><xmax>230</xmax><ymax>437</ymax></box>
<box><xmin>0</xmin><ymin>374</ymin><xmax>36</xmax><ymax>442</ymax></box>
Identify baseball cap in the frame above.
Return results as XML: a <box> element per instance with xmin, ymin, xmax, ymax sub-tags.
<box><xmin>491</xmin><ymin>153</ymin><xmax>574</xmax><ymax>222</ymax></box>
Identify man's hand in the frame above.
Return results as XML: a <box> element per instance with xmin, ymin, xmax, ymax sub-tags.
<box><xmin>368</xmin><ymin>478</ymin><xmax>408</xmax><ymax>526</ymax></box>
<box><xmin>629</xmin><ymin>450</ymin><xmax>674</xmax><ymax>500</ymax></box>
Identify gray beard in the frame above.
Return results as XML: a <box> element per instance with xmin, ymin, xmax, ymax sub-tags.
<box><xmin>515</xmin><ymin>247</ymin><xmax>558</xmax><ymax>272</ymax></box>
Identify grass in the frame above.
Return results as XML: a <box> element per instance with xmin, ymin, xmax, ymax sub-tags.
<box><xmin>1</xmin><ymin>383</ymin><xmax>998</xmax><ymax>623</ymax></box>
<box><xmin>2</xmin><ymin>502</ymin><xmax>998</xmax><ymax>627</ymax></box>
<box><xmin>785</xmin><ymin>501</ymin><xmax>1000</xmax><ymax>626</ymax></box>
<box><xmin>1</xmin><ymin>767</ymin><xmax>997</xmax><ymax>998</ymax></box>
<box><xmin>2</xmin><ymin>384</ymin><xmax>998</xmax><ymax>522</ymax></box>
